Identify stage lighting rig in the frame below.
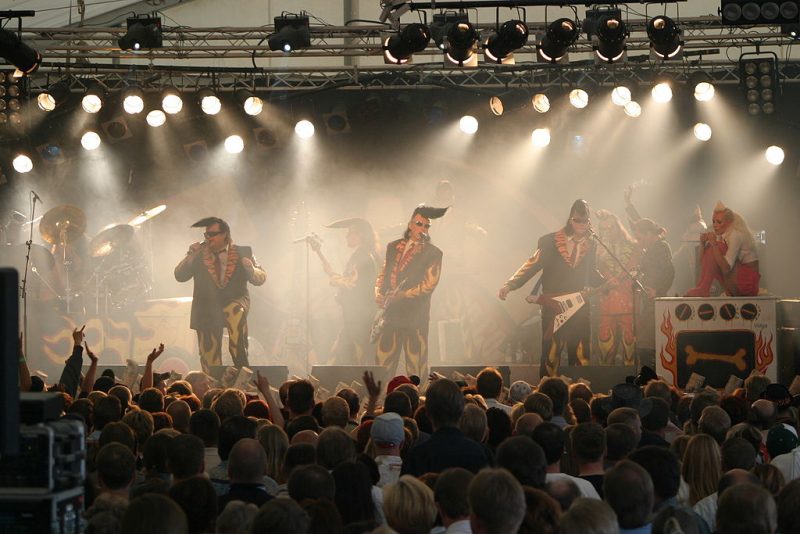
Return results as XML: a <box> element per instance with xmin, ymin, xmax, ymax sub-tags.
<box><xmin>118</xmin><ymin>15</ymin><xmax>163</xmax><ymax>50</ymax></box>
<box><xmin>445</xmin><ymin>20</ymin><xmax>479</xmax><ymax>67</ymax></box>
<box><xmin>537</xmin><ymin>18</ymin><xmax>579</xmax><ymax>63</ymax></box>
<box><xmin>0</xmin><ymin>28</ymin><xmax>40</xmax><ymax>76</ymax></box>
<box><xmin>721</xmin><ymin>0</ymin><xmax>800</xmax><ymax>25</ymax></box>
<box><xmin>483</xmin><ymin>19</ymin><xmax>529</xmax><ymax>65</ymax></box>
<box><xmin>37</xmin><ymin>81</ymin><xmax>70</xmax><ymax>112</ymax></box>
<box><xmin>268</xmin><ymin>14</ymin><xmax>311</xmax><ymax>53</ymax></box>
<box><xmin>81</xmin><ymin>81</ymin><xmax>107</xmax><ymax>114</ymax></box>
<box><xmin>647</xmin><ymin>15</ymin><xmax>682</xmax><ymax>59</ymax></box>
<box><xmin>429</xmin><ymin>12</ymin><xmax>468</xmax><ymax>51</ymax></box>
<box><xmin>592</xmin><ymin>12</ymin><xmax>628</xmax><ymax>64</ymax></box>
<box><xmin>383</xmin><ymin>23</ymin><xmax>431</xmax><ymax>64</ymax></box>
<box><xmin>379</xmin><ymin>0</ymin><xmax>412</xmax><ymax>30</ymax></box>
<box><xmin>740</xmin><ymin>53</ymin><xmax>779</xmax><ymax>116</ymax></box>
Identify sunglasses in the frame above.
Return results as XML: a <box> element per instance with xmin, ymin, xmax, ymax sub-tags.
<box><xmin>414</xmin><ymin>222</ymin><xmax>432</xmax><ymax>229</ymax></box>
<box><xmin>712</xmin><ymin>219</ymin><xmax>725</xmax><ymax>224</ymax></box>
<box><xmin>204</xmin><ymin>230</ymin><xmax>225</xmax><ymax>238</ymax></box>
<box><xmin>570</xmin><ymin>217</ymin><xmax>590</xmax><ymax>224</ymax></box>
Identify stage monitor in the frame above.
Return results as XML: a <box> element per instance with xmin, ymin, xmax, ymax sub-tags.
<box><xmin>0</xmin><ymin>268</ymin><xmax>20</xmax><ymax>456</ymax></box>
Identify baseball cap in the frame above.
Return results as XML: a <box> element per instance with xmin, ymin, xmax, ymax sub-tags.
<box><xmin>387</xmin><ymin>375</ymin><xmax>413</xmax><ymax>394</ymax></box>
<box><xmin>370</xmin><ymin>412</ymin><xmax>405</xmax><ymax>447</ymax></box>
<box><xmin>509</xmin><ymin>380</ymin><xmax>532</xmax><ymax>404</ymax></box>
<box><xmin>767</xmin><ymin>424</ymin><xmax>799</xmax><ymax>458</ymax></box>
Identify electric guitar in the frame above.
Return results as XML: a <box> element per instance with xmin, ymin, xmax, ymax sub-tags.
<box><xmin>370</xmin><ymin>280</ymin><xmax>406</xmax><ymax>344</ymax></box>
<box><xmin>527</xmin><ymin>279</ymin><xmax>619</xmax><ymax>334</ymax></box>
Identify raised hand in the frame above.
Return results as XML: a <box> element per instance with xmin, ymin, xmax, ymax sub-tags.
<box><xmin>84</xmin><ymin>342</ymin><xmax>98</xmax><ymax>364</ymax></box>
<box><xmin>253</xmin><ymin>369</ymin><xmax>270</xmax><ymax>392</ymax></box>
<box><xmin>146</xmin><ymin>343</ymin><xmax>165</xmax><ymax>363</ymax></box>
<box><xmin>72</xmin><ymin>325</ymin><xmax>86</xmax><ymax>346</ymax></box>
<box><xmin>498</xmin><ymin>285</ymin><xmax>510</xmax><ymax>300</ymax></box>
<box><xmin>363</xmin><ymin>370</ymin><xmax>382</xmax><ymax>400</ymax></box>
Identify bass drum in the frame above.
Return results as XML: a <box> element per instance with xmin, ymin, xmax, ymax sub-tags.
<box><xmin>103</xmin><ymin>257</ymin><xmax>152</xmax><ymax>309</ymax></box>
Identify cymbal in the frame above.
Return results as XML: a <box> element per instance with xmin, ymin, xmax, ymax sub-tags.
<box><xmin>129</xmin><ymin>204</ymin><xmax>167</xmax><ymax>226</ymax></box>
<box><xmin>40</xmin><ymin>205</ymin><xmax>86</xmax><ymax>245</ymax></box>
<box><xmin>89</xmin><ymin>223</ymin><xmax>134</xmax><ymax>258</ymax></box>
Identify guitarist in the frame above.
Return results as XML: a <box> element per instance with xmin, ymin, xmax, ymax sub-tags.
<box><xmin>311</xmin><ymin>218</ymin><xmax>381</xmax><ymax>364</ymax></box>
<box><xmin>498</xmin><ymin>199</ymin><xmax>600</xmax><ymax>378</ymax></box>
<box><xmin>375</xmin><ymin>205</ymin><xmax>448</xmax><ymax>378</ymax></box>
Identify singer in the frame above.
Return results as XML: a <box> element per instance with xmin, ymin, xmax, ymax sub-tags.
<box><xmin>374</xmin><ymin>204</ymin><xmax>447</xmax><ymax>378</ymax></box>
<box><xmin>498</xmin><ymin>199</ymin><xmax>600</xmax><ymax>378</ymax></box>
<box><xmin>174</xmin><ymin>217</ymin><xmax>266</xmax><ymax>371</ymax></box>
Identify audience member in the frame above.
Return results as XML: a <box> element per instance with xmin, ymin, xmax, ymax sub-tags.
<box><xmin>168</xmin><ymin>476</ymin><xmax>217</xmax><ymax>534</ymax></box>
<box><xmin>384</xmin><ymin>474</ymin><xmax>436</xmax><ymax>534</ymax></box>
<box><xmin>219</xmin><ymin>438</ymin><xmax>273</xmax><ymax>509</ymax></box>
<box><xmin>433</xmin><ymin>468</ymin><xmax>474</xmax><ymax>534</ymax></box>
<box><xmin>518</xmin><ymin>486</ymin><xmax>561</xmax><ymax>534</ymax></box>
<box><xmin>120</xmin><ymin>494</ymin><xmax>188</xmax><ymax>534</ymax></box>
<box><xmin>468</xmin><ymin>468</ymin><xmax>526</xmax><ymax>534</ymax></box>
<box><xmin>476</xmin><ymin>367</ymin><xmax>512</xmax><ymax>415</ymax></box>
<box><xmin>604</xmin><ymin>460</ymin><xmax>655</xmax><ymax>534</ymax></box>
<box><xmin>251</xmin><ymin>498</ymin><xmax>310</xmax><ymax>534</ymax></box>
<box><xmin>715</xmin><ymin>483</ymin><xmax>777</xmax><ymax>534</ymax></box>
<box><xmin>494</xmin><ymin>435</ymin><xmax>547</xmax><ymax>489</ymax></box>
<box><xmin>167</xmin><ymin>433</ymin><xmax>206</xmax><ymax>482</ymax></box>
<box><xmin>571</xmin><ymin>422</ymin><xmax>607</xmax><ymax>498</ymax></box>
<box><xmin>559</xmin><ymin>498</ymin><xmax>618</xmax><ymax>534</ymax></box>
<box><xmin>370</xmin><ymin>412</ymin><xmax>405</xmax><ymax>487</ymax></box>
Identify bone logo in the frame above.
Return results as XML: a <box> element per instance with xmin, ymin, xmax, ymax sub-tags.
<box><xmin>697</xmin><ymin>303</ymin><xmax>715</xmax><ymax>321</ymax></box>
<box><xmin>685</xmin><ymin>345</ymin><xmax>748</xmax><ymax>372</ymax></box>
<box><xmin>675</xmin><ymin>303</ymin><xmax>692</xmax><ymax>321</ymax></box>
<box><xmin>740</xmin><ymin>303</ymin><xmax>758</xmax><ymax>321</ymax></box>
<box><xmin>720</xmin><ymin>303</ymin><xmax>737</xmax><ymax>321</ymax></box>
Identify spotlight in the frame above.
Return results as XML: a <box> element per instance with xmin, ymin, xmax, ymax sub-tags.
<box><xmin>161</xmin><ymin>87</ymin><xmax>183</xmax><ymax>115</ymax></box>
<box><xmin>489</xmin><ymin>96</ymin><xmax>504</xmax><ymax>116</ymax></box>
<box><xmin>118</xmin><ymin>16</ymin><xmax>163</xmax><ymax>50</ymax></box>
<box><xmin>740</xmin><ymin>55</ymin><xmax>778</xmax><ymax>116</ymax></box>
<box><xmin>537</xmin><ymin>18</ymin><xmax>579</xmax><ymax>63</ymax></box>
<box><xmin>323</xmin><ymin>106</ymin><xmax>350</xmax><ymax>135</ymax></box>
<box><xmin>146</xmin><ymin>109</ymin><xmax>166</xmax><ymax>127</ymax></box>
<box><xmin>38</xmin><ymin>143</ymin><xmax>65</xmax><ymax>165</ymax></box>
<box><xmin>198</xmin><ymin>88</ymin><xmax>221</xmax><ymax>115</ymax></box>
<box><xmin>224</xmin><ymin>135</ymin><xmax>244</xmax><ymax>154</ymax></box>
<box><xmin>268</xmin><ymin>14</ymin><xmax>310</xmax><ymax>53</ymax></box>
<box><xmin>531</xmin><ymin>128</ymin><xmax>551</xmax><ymax>147</ymax></box>
<box><xmin>721</xmin><ymin>0</ymin><xmax>799</xmax><ymax>25</ymax></box>
<box><xmin>37</xmin><ymin>82</ymin><xmax>70</xmax><ymax>112</ymax></box>
<box><xmin>766</xmin><ymin>145</ymin><xmax>785</xmax><ymax>165</ymax></box>
<box><xmin>430</xmin><ymin>12</ymin><xmax>468</xmax><ymax>51</ymax></box>
<box><xmin>295</xmin><ymin>119</ymin><xmax>315</xmax><ymax>139</ymax></box>
<box><xmin>383</xmin><ymin>23</ymin><xmax>431</xmax><ymax>65</ymax></box>
<box><xmin>647</xmin><ymin>16</ymin><xmax>682</xmax><ymax>59</ymax></box>
<box><xmin>689</xmin><ymin>72</ymin><xmax>716</xmax><ymax>102</ymax></box>
<box><xmin>611</xmin><ymin>85</ymin><xmax>632</xmax><ymax>106</ymax></box>
<box><xmin>694</xmin><ymin>122</ymin><xmax>712</xmax><ymax>141</ymax></box>
<box><xmin>483</xmin><ymin>20</ymin><xmax>529</xmax><ymax>64</ymax></box>
<box><xmin>594</xmin><ymin>15</ymin><xmax>628</xmax><ymax>64</ymax></box>
<box><xmin>101</xmin><ymin>117</ymin><xmax>132</xmax><ymax>143</ymax></box>
<box><xmin>12</xmin><ymin>154</ymin><xmax>33</xmax><ymax>173</ymax></box>
<box><xmin>0</xmin><ymin>28</ymin><xmax>41</xmax><ymax>76</ymax></box>
<box><xmin>569</xmin><ymin>88</ymin><xmax>589</xmax><ymax>109</ymax></box>
<box><xmin>651</xmin><ymin>81</ymin><xmax>673</xmax><ymax>103</ymax></box>
<box><xmin>81</xmin><ymin>131</ymin><xmax>101</xmax><ymax>151</ymax></box>
<box><xmin>122</xmin><ymin>87</ymin><xmax>145</xmax><ymax>115</ymax></box>
<box><xmin>624</xmin><ymin>101</ymin><xmax>642</xmax><ymax>117</ymax></box>
<box><xmin>532</xmin><ymin>94</ymin><xmax>550</xmax><ymax>113</ymax></box>
<box><xmin>459</xmin><ymin>115</ymin><xmax>478</xmax><ymax>134</ymax></box>
<box><xmin>253</xmin><ymin>127</ymin><xmax>280</xmax><ymax>150</ymax></box>
<box><xmin>235</xmin><ymin>89</ymin><xmax>263</xmax><ymax>116</ymax></box>
<box><xmin>183</xmin><ymin>140</ymin><xmax>208</xmax><ymax>162</ymax></box>
<box><xmin>445</xmin><ymin>21</ymin><xmax>479</xmax><ymax>67</ymax></box>
<box><xmin>81</xmin><ymin>81</ymin><xmax>106</xmax><ymax>114</ymax></box>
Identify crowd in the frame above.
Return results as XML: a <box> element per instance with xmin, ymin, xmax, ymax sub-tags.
<box><xmin>16</xmin><ymin>327</ymin><xmax>800</xmax><ymax>534</ymax></box>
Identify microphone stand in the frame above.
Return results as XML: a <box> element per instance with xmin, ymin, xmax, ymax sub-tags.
<box><xmin>20</xmin><ymin>192</ymin><xmax>38</xmax><ymax>357</ymax></box>
<box><xmin>589</xmin><ymin>230</ymin><xmax>647</xmax><ymax>372</ymax></box>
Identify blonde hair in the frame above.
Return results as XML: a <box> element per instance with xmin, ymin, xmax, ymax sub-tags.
<box><xmin>383</xmin><ymin>475</ymin><xmax>437</xmax><ymax>534</ymax></box>
<box><xmin>257</xmin><ymin>424</ymin><xmax>289</xmax><ymax>482</ymax></box>
<box><xmin>714</xmin><ymin>205</ymin><xmax>757</xmax><ymax>253</ymax></box>
<box><xmin>681</xmin><ymin>433</ymin><xmax>722</xmax><ymax>505</ymax></box>
<box><xmin>211</xmin><ymin>388</ymin><xmax>245</xmax><ymax>422</ymax></box>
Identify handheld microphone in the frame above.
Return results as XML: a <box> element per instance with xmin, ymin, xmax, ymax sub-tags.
<box><xmin>31</xmin><ymin>190</ymin><xmax>42</xmax><ymax>204</ymax></box>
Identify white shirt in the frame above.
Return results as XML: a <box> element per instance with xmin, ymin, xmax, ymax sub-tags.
<box><xmin>720</xmin><ymin>228</ymin><xmax>757</xmax><ymax>266</ymax></box>
<box><xmin>546</xmin><ymin>472</ymin><xmax>601</xmax><ymax>499</ymax></box>
<box><xmin>771</xmin><ymin>445</ymin><xmax>800</xmax><ymax>482</ymax></box>
<box><xmin>692</xmin><ymin>491</ymin><xmax>718</xmax><ymax>532</ymax></box>
<box><xmin>485</xmin><ymin>398</ymin><xmax>514</xmax><ymax>416</ymax></box>
<box><xmin>375</xmin><ymin>455</ymin><xmax>403</xmax><ymax>488</ymax></box>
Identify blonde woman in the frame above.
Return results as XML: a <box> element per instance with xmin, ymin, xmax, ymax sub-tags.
<box><xmin>383</xmin><ymin>475</ymin><xmax>437</xmax><ymax>534</ymax></box>
<box><xmin>680</xmin><ymin>433</ymin><xmax>722</xmax><ymax>505</ymax></box>
<box><xmin>257</xmin><ymin>424</ymin><xmax>289</xmax><ymax>486</ymax></box>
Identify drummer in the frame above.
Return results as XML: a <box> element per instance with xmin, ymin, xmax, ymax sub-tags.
<box><xmin>39</xmin><ymin>205</ymin><xmax>90</xmax><ymax>308</ymax></box>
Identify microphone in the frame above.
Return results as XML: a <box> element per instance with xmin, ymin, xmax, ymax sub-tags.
<box><xmin>31</xmin><ymin>190</ymin><xmax>42</xmax><ymax>204</ymax></box>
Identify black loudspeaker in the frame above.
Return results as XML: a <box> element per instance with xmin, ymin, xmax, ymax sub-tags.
<box><xmin>310</xmin><ymin>365</ymin><xmax>391</xmax><ymax>394</ymax></box>
<box><xmin>1</xmin><ymin>268</ymin><xmax>19</xmax><ymax>456</ymax></box>
<box><xmin>778</xmin><ymin>328</ymin><xmax>800</xmax><ymax>385</ymax></box>
<box><xmin>431</xmin><ymin>366</ymin><xmax>511</xmax><ymax>387</ymax></box>
<box><xmin>208</xmin><ymin>365</ymin><xmax>289</xmax><ymax>388</ymax></box>
<box><xmin>558</xmin><ymin>366</ymin><xmax>637</xmax><ymax>395</ymax></box>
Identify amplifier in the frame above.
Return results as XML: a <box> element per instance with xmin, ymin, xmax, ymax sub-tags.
<box><xmin>0</xmin><ymin>486</ymin><xmax>83</xmax><ymax>534</ymax></box>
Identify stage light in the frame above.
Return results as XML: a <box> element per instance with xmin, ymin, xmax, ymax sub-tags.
<box><xmin>122</xmin><ymin>87</ymin><xmax>145</xmax><ymax>115</ymax></box>
<box><xmin>118</xmin><ymin>16</ymin><xmax>163</xmax><ymax>50</ymax></box>
<box><xmin>569</xmin><ymin>88</ymin><xmax>589</xmax><ymax>109</ymax></box>
<box><xmin>594</xmin><ymin>15</ymin><xmax>627</xmax><ymax>64</ymax></box>
<box><xmin>647</xmin><ymin>16</ymin><xmax>682</xmax><ymax>59</ymax></box>
<box><xmin>489</xmin><ymin>96</ymin><xmax>504</xmax><ymax>116</ymax></box>
<box><xmin>0</xmin><ymin>28</ymin><xmax>41</xmax><ymax>76</ymax></box>
<box><xmin>161</xmin><ymin>87</ymin><xmax>183</xmax><ymax>115</ymax></box>
<box><xmin>146</xmin><ymin>109</ymin><xmax>166</xmax><ymax>127</ymax></box>
<box><xmin>12</xmin><ymin>154</ymin><xmax>33</xmax><ymax>173</ymax></box>
<box><xmin>445</xmin><ymin>21</ymin><xmax>479</xmax><ymax>67</ymax></box>
<box><xmin>766</xmin><ymin>145</ymin><xmax>785</xmax><ymax>165</ymax></box>
<box><xmin>37</xmin><ymin>82</ymin><xmax>70</xmax><ymax>112</ymax></box>
<box><xmin>224</xmin><ymin>134</ymin><xmax>244</xmax><ymax>154</ymax></box>
<box><xmin>198</xmin><ymin>88</ymin><xmax>221</xmax><ymax>115</ymax></box>
<box><xmin>38</xmin><ymin>143</ymin><xmax>64</xmax><ymax>164</ymax></box>
<box><xmin>483</xmin><ymin>20</ymin><xmax>529</xmax><ymax>64</ymax></box>
<box><xmin>81</xmin><ymin>131</ymin><xmax>101</xmax><ymax>151</ymax></box>
<box><xmin>694</xmin><ymin>122</ymin><xmax>712</xmax><ymax>141</ymax></box>
<box><xmin>651</xmin><ymin>81</ymin><xmax>673</xmax><ymax>103</ymax></box>
<box><xmin>537</xmin><ymin>18</ymin><xmax>579</xmax><ymax>63</ymax></box>
<box><xmin>531</xmin><ymin>128</ymin><xmax>551</xmax><ymax>147</ymax></box>
<box><xmin>689</xmin><ymin>72</ymin><xmax>716</xmax><ymax>102</ymax></box>
<box><xmin>722</xmin><ymin>0</ymin><xmax>799</xmax><ymax>25</ymax></box>
<box><xmin>295</xmin><ymin>119</ymin><xmax>315</xmax><ymax>139</ymax></box>
<box><xmin>383</xmin><ymin>23</ymin><xmax>431</xmax><ymax>64</ymax></box>
<box><xmin>624</xmin><ymin>101</ymin><xmax>642</xmax><ymax>117</ymax></box>
<box><xmin>268</xmin><ymin>14</ymin><xmax>310</xmax><ymax>53</ymax></box>
<box><xmin>459</xmin><ymin>115</ymin><xmax>478</xmax><ymax>134</ymax></box>
<box><xmin>740</xmin><ymin>55</ymin><xmax>778</xmax><ymax>116</ymax></box>
<box><xmin>532</xmin><ymin>93</ymin><xmax>550</xmax><ymax>113</ymax></box>
<box><xmin>429</xmin><ymin>12</ymin><xmax>468</xmax><ymax>51</ymax></box>
<box><xmin>323</xmin><ymin>106</ymin><xmax>350</xmax><ymax>135</ymax></box>
<box><xmin>81</xmin><ymin>81</ymin><xmax>106</xmax><ymax>114</ymax></box>
<box><xmin>611</xmin><ymin>85</ymin><xmax>632</xmax><ymax>106</ymax></box>
<box><xmin>235</xmin><ymin>89</ymin><xmax>263</xmax><ymax>116</ymax></box>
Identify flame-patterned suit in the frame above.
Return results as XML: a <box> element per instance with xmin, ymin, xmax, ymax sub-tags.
<box><xmin>375</xmin><ymin>238</ymin><xmax>443</xmax><ymax>377</ymax></box>
<box><xmin>175</xmin><ymin>244</ymin><xmax>266</xmax><ymax>371</ymax></box>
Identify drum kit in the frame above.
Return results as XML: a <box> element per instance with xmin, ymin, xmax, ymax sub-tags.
<box><xmin>1</xmin><ymin>203</ymin><xmax>167</xmax><ymax>314</ymax></box>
